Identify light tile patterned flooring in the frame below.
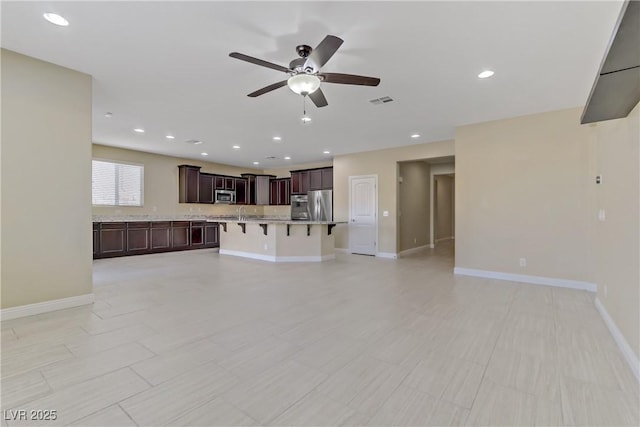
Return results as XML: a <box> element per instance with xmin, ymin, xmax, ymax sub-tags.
<box><xmin>2</xmin><ymin>243</ymin><xmax>638</xmax><ymax>426</ymax></box>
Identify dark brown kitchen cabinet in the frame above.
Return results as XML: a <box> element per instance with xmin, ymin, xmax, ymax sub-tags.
<box><xmin>270</xmin><ymin>178</ymin><xmax>290</xmax><ymax>205</ymax></box>
<box><xmin>199</xmin><ymin>174</ymin><xmax>214</xmax><ymax>203</ymax></box>
<box><xmin>243</xmin><ymin>174</ymin><xmax>274</xmax><ymax>205</ymax></box>
<box><xmin>171</xmin><ymin>221</ymin><xmax>190</xmax><ymax>249</ymax></box>
<box><xmin>224</xmin><ymin>177</ymin><xmax>235</xmax><ymax>190</ymax></box>
<box><xmin>178</xmin><ymin>165</ymin><xmax>201</xmax><ymax>203</ymax></box>
<box><xmin>214</xmin><ymin>176</ymin><xmax>225</xmax><ymax>190</ymax></box>
<box><xmin>291</xmin><ymin>171</ymin><xmax>309</xmax><ymax>195</ymax></box>
<box><xmin>204</xmin><ymin>223</ymin><xmax>219</xmax><ymax>247</ymax></box>
<box><xmin>93</xmin><ymin>223</ymin><xmax>100</xmax><ymax>257</ymax></box>
<box><xmin>94</xmin><ymin>221</ymin><xmax>220</xmax><ymax>259</ymax></box>
<box><xmin>190</xmin><ymin>222</ymin><xmax>205</xmax><ymax>247</ymax></box>
<box><xmin>235</xmin><ymin>178</ymin><xmax>247</xmax><ymax>204</ymax></box>
<box><xmin>151</xmin><ymin>222</ymin><xmax>171</xmax><ymax>251</ymax></box>
<box><xmin>321</xmin><ymin>167</ymin><xmax>333</xmax><ymax>189</ymax></box>
<box><xmin>126</xmin><ymin>222</ymin><xmax>150</xmax><ymax>253</ymax></box>
<box><xmin>99</xmin><ymin>223</ymin><xmax>126</xmax><ymax>256</ymax></box>
<box><xmin>309</xmin><ymin>169</ymin><xmax>323</xmax><ymax>190</ymax></box>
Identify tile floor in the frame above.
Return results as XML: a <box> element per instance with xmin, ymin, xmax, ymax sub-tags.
<box><xmin>2</xmin><ymin>243</ymin><xmax>638</xmax><ymax>426</ymax></box>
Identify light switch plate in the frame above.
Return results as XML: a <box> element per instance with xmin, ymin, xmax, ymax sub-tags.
<box><xmin>383</xmin><ymin>211</ymin><xmax>389</xmax><ymax>217</ymax></box>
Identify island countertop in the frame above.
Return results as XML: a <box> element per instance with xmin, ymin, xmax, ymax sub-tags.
<box><xmin>212</xmin><ymin>219</ymin><xmax>346</xmax><ymax>225</ymax></box>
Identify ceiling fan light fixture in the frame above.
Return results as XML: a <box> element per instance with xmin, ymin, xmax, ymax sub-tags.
<box><xmin>301</xmin><ymin>115</ymin><xmax>312</xmax><ymax>124</ymax></box>
<box><xmin>287</xmin><ymin>74</ymin><xmax>321</xmax><ymax>95</ymax></box>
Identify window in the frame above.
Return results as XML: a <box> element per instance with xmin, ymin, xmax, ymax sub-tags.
<box><xmin>92</xmin><ymin>159</ymin><xmax>144</xmax><ymax>206</ymax></box>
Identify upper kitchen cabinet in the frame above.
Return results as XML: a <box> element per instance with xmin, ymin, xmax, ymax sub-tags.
<box><xmin>291</xmin><ymin>170</ymin><xmax>309</xmax><ymax>195</ymax></box>
<box><xmin>243</xmin><ymin>174</ymin><xmax>274</xmax><ymax>205</ymax></box>
<box><xmin>270</xmin><ymin>178</ymin><xmax>290</xmax><ymax>205</ymax></box>
<box><xmin>178</xmin><ymin>165</ymin><xmax>201</xmax><ymax>203</ymax></box>
<box><xmin>199</xmin><ymin>173</ymin><xmax>214</xmax><ymax>203</ymax></box>
<box><xmin>235</xmin><ymin>178</ymin><xmax>248</xmax><ymax>204</ymax></box>
<box><xmin>291</xmin><ymin>167</ymin><xmax>332</xmax><ymax>194</ymax></box>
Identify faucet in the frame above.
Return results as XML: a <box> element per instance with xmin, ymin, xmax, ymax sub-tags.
<box><xmin>237</xmin><ymin>206</ymin><xmax>246</xmax><ymax>221</ymax></box>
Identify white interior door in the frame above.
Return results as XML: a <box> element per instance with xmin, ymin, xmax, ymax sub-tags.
<box><xmin>349</xmin><ymin>176</ymin><xmax>377</xmax><ymax>255</ymax></box>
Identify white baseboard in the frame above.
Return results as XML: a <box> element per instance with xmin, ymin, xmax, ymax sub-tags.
<box><xmin>399</xmin><ymin>245</ymin><xmax>429</xmax><ymax>256</ymax></box>
<box><xmin>595</xmin><ymin>298</ymin><xmax>640</xmax><ymax>382</ymax></box>
<box><xmin>376</xmin><ymin>252</ymin><xmax>398</xmax><ymax>259</ymax></box>
<box><xmin>1</xmin><ymin>293</ymin><xmax>95</xmax><ymax>321</ymax></box>
<box><xmin>219</xmin><ymin>249</ymin><xmax>333</xmax><ymax>262</ymax></box>
<box><xmin>453</xmin><ymin>267</ymin><xmax>597</xmax><ymax>292</ymax></box>
<box><xmin>435</xmin><ymin>236</ymin><xmax>454</xmax><ymax>243</ymax></box>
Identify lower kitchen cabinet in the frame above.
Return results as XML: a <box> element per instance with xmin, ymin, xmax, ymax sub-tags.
<box><xmin>171</xmin><ymin>221</ymin><xmax>191</xmax><ymax>249</ymax></box>
<box><xmin>93</xmin><ymin>221</ymin><xmax>220</xmax><ymax>259</ymax></box>
<box><xmin>150</xmin><ymin>222</ymin><xmax>172</xmax><ymax>251</ymax></box>
<box><xmin>99</xmin><ymin>223</ymin><xmax>126</xmax><ymax>256</ymax></box>
<box><xmin>204</xmin><ymin>223</ymin><xmax>219</xmax><ymax>247</ymax></box>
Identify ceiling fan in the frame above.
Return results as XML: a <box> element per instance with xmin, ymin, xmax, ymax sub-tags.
<box><xmin>229</xmin><ymin>35</ymin><xmax>380</xmax><ymax>108</ymax></box>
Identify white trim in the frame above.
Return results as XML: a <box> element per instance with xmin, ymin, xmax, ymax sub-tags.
<box><xmin>428</xmin><ymin>243</ymin><xmax>435</xmax><ymax>249</ymax></box>
<box><xmin>595</xmin><ymin>298</ymin><xmax>640</xmax><ymax>382</ymax></box>
<box><xmin>219</xmin><ymin>249</ymin><xmax>334</xmax><ymax>263</ymax></box>
<box><xmin>435</xmin><ymin>236</ymin><xmax>454</xmax><ymax>243</ymax></box>
<box><xmin>453</xmin><ymin>267</ymin><xmax>597</xmax><ymax>292</ymax></box>
<box><xmin>376</xmin><ymin>252</ymin><xmax>398</xmax><ymax>259</ymax></box>
<box><xmin>399</xmin><ymin>245</ymin><xmax>429</xmax><ymax>256</ymax></box>
<box><xmin>0</xmin><ymin>293</ymin><xmax>95</xmax><ymax>321</ymax></box>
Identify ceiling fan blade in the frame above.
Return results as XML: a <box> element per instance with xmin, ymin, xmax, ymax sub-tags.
<box><xmin>304</xmin><ymin>35</ymin><xmax>344</xmax><ymax>72</ymax></box>
<box><xmin>309</xmin><ymin>88</ymin><xmax>328</xmax><ymax>108</ymax></box>
<box><xmin>229</xmin><ymin>52</ymin><xmax>290</xmax><ymax>73</ymax></box>
<box><xmin>320</xmin><ymin>72</ymin><xmax>381</xmax><ymax>86</ymax></box>
<box><xmin>247</xmin><ymin>80</ymin><xmax>288</xmax><ymax>97</ymax></box>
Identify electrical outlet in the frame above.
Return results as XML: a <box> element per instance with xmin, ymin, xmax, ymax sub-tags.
<box><xmin>519</xmin><ymin>258</ymin><xmax>527</xmax><ymax>267</ymax></box>
<box><xmin>152</xmin><ymin>206</ymin><xmax>157</xmax><ymax>212</ymax></box>
<box><xmin>598</xmin><ymin>209</ymin><xmax>606</xmax><ymax>222</ymax></box>
<box><xmin>264</xmin><ymin>243</ymin><xmax>268</xmax><ymax>251</ymax></box>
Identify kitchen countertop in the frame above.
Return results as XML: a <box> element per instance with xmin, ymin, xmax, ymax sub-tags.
<box><xmin>92</xmin><ymin>215</ymin><xmax>344</xmax><ymax>225</ymax></box>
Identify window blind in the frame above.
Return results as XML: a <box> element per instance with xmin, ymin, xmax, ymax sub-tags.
<box><xmin>92</xmin><ymin>160</ymin><xmax>144</xmax><ymax>206</ymax></box>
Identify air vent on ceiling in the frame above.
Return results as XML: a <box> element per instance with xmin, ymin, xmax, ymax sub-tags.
<box><xmin>369</xmin><ymin>96</ymin><xmax>394</xmax><ymax>105</ymax></box>
<box><xmin>184</xmin><ymin>139</ymin><xmax>203</xmax><ymax>145</ymax></box>
<box><xmin>265</xmin><ymin>156</ymin><xmax>278</xmax><ymax>160</ymax></box>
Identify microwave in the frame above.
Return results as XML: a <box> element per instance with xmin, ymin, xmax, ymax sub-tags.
<box><xmin>214</xmin><ymin>190</ymin><xmax>236</xmax><ymax>204</ymax></box>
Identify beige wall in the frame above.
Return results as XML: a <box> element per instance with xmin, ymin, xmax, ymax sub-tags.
<box><xmin>398</xmin><ymin>161</ymin><xmax>431</xmax><ymax>252</ymax></box>
<box><xmin>592</xmin><ymin>103</ymin><xmax>640</xmax><ymax>361</ymax></box>
<box><xmin>333</xmin><ymin>140</ymin><xmax>455</xmax><ymax>254</ymax></box>
<box><xmin>92</xmin><ymin>145</ymin><xmax>264</xmax><ymax>217</ymax></box>
<box><xmin>1</xmin><ymin>50</ymin><xmax>93</xmax><ymax>308</ymax></box>
<box><xmin>435</xmin><ymin>175</ymin><xmax>454</xmax><ymax>240</ymax></box>
<box><xmin>455</xmin><ymin>108</ymin><xmax>592</xmax><ymax>281</ymax></box>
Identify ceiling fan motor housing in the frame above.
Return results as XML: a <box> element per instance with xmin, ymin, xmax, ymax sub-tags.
<box><xmin>296</xmin><ymin>44</ymin><xmax>312</xmax><ymax>58</ymax></box>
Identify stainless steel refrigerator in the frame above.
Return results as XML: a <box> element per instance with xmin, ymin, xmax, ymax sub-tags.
<box><xmin>307</xmin><ymin>190</ymin><xmax>333</xmax><ymax>221</ymax></box>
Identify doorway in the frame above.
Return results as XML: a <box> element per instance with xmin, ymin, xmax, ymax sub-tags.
<box><xmin>349</xmin><ymin>175</ymin><xmax>377</xmax><ymax>255</ymax></box>
<box><xmin>433</xmin><ymin>174</ymin><xmax>455</xmax><ymax>244</ymax></box>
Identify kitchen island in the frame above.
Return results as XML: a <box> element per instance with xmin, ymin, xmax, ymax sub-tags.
<box><xmin>215</xmin><ymin>219</ymin><xmax>345</xmax><ymax>262</ymax></box>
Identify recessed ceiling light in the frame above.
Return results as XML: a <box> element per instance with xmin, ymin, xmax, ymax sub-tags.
<box><xmin>165</xmin><ymin>135</ymin><xmax>175</xmax><ymax>140</ymax></box>
<box><xmin>323</xmin><ymin>151</ymin><xmax>331</xmax><ymax>154</ymax></box>
<box><xmin>43</xmin><ymin>13</ymin><xmax>69</xmax><ymax>27</ymax></box>
<box><xmin>133</xmin><ymin>128</ymin><xmax>145</xmax><ymax>133</ymax></box>
<box><xmin>301</xmin><ymin>116</ymin><xmax>312</xmax><ymax>124</ymax></box>
<box><xmin>478</xmin><ymin>70</ymin><xmax>495</xmax><ymax>79</ymax></box>
<box><xmin>201</xmin><ymin>152</ymin><xmax>208</xmax><ymax>156</ymax></box>
<box><xmin>232</xmin><ymin>145</ymin><xmax>240</xmax><ymax>149</ymax></box>
<box><xmin>104</xmin><ymin>112</ymin><xmax>113</xmax><ymax>118</ymax></box>
<box><xmin>411</xmin><ymin>134</ymin><xmax>421</xmax><ymax>138</ymax></box>
<box><xmin>284</xmin><ymin>156</ymin><xmax>291</xmax><ymax>160</ymax></box>
<box><xmin>253</xmin><ymin>161</ymin><xmax>260</xmax><ymax>165</ymax></box>
<box><xmin>273</xmin><ymin>136</ymin><xmax>282</xmax><ymax>141</ymax></box>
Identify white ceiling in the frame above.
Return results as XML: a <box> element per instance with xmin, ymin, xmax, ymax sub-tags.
<box><xmin>1</xmin><ymin>1</ymin><xmax>623</xmax><ymax>168</ymax></box>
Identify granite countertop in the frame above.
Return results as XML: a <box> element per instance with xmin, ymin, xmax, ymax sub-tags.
<box><xmin>91</xmin><ymin>215</ymin><xmax>344</xmax><ymax>225</ymax></box>
<box><xmin>214</xmin><ymin>219</ymin><xmax>347</xmax><ymax>225</ymax></box>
